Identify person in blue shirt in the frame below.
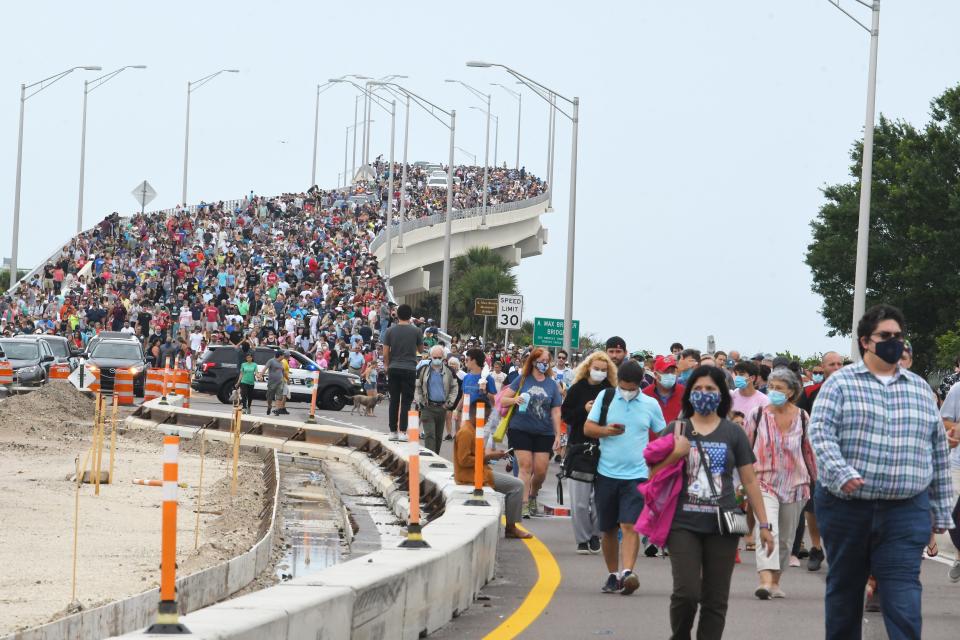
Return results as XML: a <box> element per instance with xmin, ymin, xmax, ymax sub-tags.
<box><xmin>584</xmin><ymin>359</ymin><xmax>668</xmax><ymax>596</ymax></box>
<box><xmin>461</xmin><ymin>348</ymin><xmax>497</xmax><ymax>410</ymax></box>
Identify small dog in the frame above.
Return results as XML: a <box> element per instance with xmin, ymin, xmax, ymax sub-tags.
<box><xmin>349</xmin><ymin>394</ymin><xmax>384</xmax><ymax>417</ymax></box>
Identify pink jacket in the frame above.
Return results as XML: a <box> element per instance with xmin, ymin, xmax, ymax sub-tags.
<box><xmin>634</xmin><ymin>433</ymin><xmax>683</xmax><ymax>547</ymax></box>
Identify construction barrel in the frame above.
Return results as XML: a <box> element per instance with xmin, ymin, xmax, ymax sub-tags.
<box><xmin>145</xmin><ymin>368</ymin><xmax>164</xmax><ymax>401</ymax></box>
<box><xmin>48</xmin><ymin>363</ymin><xmax>71</xmax><ymax>380</ymax></box>
<box><xmin>114</xmin><ymin>369</ymin><xmax>135</xmax><ymax>406</ymax></box>
<box><xmin>0</xmin><ymin>361</ymin><xmax>12</xmax><ymax>386</ymax></box>
<box><xmin>86</xmin><ymin>365</ymin><xmax>101</xmax><ymax>392</ymax></box>
<box><xmin>174</xmin><ymin>369</ymin><xmax>191</xmax><ymax>408</ymax></box>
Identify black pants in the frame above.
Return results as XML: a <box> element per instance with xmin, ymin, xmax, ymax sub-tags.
<box><xmin>239</xmin><ymin>383</ymin><xmax>254</xmax><ymax>411</ymax></box>
<box><xmin>386</xmin><ymin>368</ymin><xmax>416</xmax><ymax>433</ymax></box>
<box><xmin>667</xmin><ymin>528</ymin><xmax>739</xmax><ymax>640</ymax></box>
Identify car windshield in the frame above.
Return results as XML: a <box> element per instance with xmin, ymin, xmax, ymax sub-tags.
<box><xmin>0</xmin><ymin>342</ymin><xmax>40</xmax><ymax>360</ymax></box>
<box><xmin>91</xmin><ymin>343</ymin><xmax>142</xmax><ymax>360</ymax></box>
<box><xmin>43</xmin><ymin>340</ymin><xmax>69</xmax><ymax>357</ymax></box>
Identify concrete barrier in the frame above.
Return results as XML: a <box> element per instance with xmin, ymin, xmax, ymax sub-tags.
<box><xmin>3</xmin><ymin>447</ymin><xmax>280</xmax><ymax>640</ymax></box>
<box><xmin>108</xmin><ymin>402</ymin><xmax>503</xmax><ymax>640</ymax></box>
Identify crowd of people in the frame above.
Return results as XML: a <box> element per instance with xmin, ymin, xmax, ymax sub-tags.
<box><xmin>0</xmin><ymin>163</ymin><xmax>544</xmax><ymax>389</ymax></box>
<box><xmin>410</xmin><ymin>304</ymin><xmax>958</xmax><ymax>640</ymax></box>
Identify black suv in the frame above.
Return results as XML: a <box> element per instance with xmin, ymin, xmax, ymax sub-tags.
<box><xmin>192</xmin><ymin>345</ymin><xmax>363</xmax><ymax>410</ymax></box>
<box><xmin>86</xmin><ymin>338</ymin><xmax>148</xmax><ymax>396</ymax></box>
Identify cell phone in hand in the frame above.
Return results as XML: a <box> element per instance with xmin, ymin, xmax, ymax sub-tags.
<box><xmin>608</xmin><ymin>423</ymin><xmax>626</xmax><ymax>435</ymax></box>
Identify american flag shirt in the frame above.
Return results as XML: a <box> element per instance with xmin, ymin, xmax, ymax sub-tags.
<box><xmin>809</xmin><ymin>361</ymin><xmax>954</xmax><ymax>530</ymax></box>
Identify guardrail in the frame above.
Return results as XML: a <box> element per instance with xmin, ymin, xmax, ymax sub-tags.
<box><xmin>368</xmin><ymin>191</ymin><xmax>550</xmax><ymax>253</ymax></box>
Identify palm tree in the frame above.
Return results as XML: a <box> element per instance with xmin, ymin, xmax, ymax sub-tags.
<box><xmin>449</xmin><ymin>247</ymin><xmax>518</xmax><ymax>337</ymax></box>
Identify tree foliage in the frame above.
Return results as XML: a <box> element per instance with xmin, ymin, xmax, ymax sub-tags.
<box><xmin>448</xmin><ymin>247</ymin><xmax>519</xmax><ymax>337</ymax></box>
<box><xmin>805</xmin><ymin>85</ymin><xmax>960</xmax><ymax>374</ymax></box>
<box><xmin>0</xmin><ymin>270</ymin><xmax>28</xmax><ymax>295</ymax></box>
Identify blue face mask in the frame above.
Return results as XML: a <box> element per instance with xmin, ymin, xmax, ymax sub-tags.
<box><xmin>431</xmin><ymin>358</ymin><xmax>443</xmax><ymax>367</ymax></box>
<box><xmin>679</xmin><ymin>369</ymin><xmax>692</xmax><ymax>383</ymax></box>
<box><xmin>733</xmin><ymin>375</ymin><xmax>748</xmax><ymax>390</ymax></box>
<box><xmin>812</xmin><ymin>374</ymin><xmax>824</xmax><ymax>384</ymax></box>
<box><xmin>659</xmin><ymin>373</ymin><xmax>677</xmax><ymax>389</ymax></box>
<box><xmin>535</xmin><ymin>362</ymin><xmax>548</xmax><ymax>374</ymax></box>
<box><xmin>768</xmin><ymin>390</ymin><xmax>788</xmax><ymax>407</ymax></box>
<box><xmin>690</xmin><ymin>390</ymin><xmax>721</xmax><ymax>415</ymax></box>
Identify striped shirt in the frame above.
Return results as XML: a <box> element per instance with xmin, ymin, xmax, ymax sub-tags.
<box><xmin>745</xmin><ymin>406</ymin><xmax>812</xmax><ymax>504</ymax></box>
<box><xmin>809</xmin><ymin>362</ymin><xmax>954</xmax><ymax>530</ymax></box>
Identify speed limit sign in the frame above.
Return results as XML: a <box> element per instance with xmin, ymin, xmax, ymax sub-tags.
<box><xmin>497</xmin><ymin>294</ymin><xmax>523</xmax><ymax>330</ymax></box>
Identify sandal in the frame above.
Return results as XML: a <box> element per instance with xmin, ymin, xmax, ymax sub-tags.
<box><xmin>926</xmin><ymin>540</ymin><xmax>939</xmax><ymax>557</ymax></box>
<box><xmin>745</xmin><ymin>542</ymin><xmax>756</xmax><ymax>551</ymax></box>
<box><xmin>505</xmin><ymin>526</ymin><xmax>533</xmax><ymax>539</ymax></box>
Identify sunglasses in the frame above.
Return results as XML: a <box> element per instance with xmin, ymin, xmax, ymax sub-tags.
<box><xmin>871</xmin><ymin>331</ymin><xmax>904</xmax><ymax>342</ymax></box>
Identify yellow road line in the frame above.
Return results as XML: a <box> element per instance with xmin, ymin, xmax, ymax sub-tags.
<box><xmin>482</xmin><ymin>521</ymin><xmax>562</xmax><ymax>640</ymax></box>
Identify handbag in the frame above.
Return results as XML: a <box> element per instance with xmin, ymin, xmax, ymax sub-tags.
<box><xmin>693</xmin><ymin>432</ymin><xmax>749</xmax><ymax>536</ymax></box>
<box><xmin>493</xmin><ymin>372</ymin><xmax>527</xmax><ymax>443</ymax></box>
<box><xmin>559</xmin><ymin>387</ymin><xmax>614</xmax><ymax>483</ymax></box>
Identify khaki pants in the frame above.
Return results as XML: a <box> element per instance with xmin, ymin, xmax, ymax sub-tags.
<box><xmin>755</xmin><ymin>489</ymin><xmax>805</xmax><ymax>573</ymax></box>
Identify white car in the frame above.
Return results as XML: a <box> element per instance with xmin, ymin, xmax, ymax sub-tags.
<box><xmin>426</xmin><ymin>176</ymin><xmax>449</xmax><ymax>189</ymax></box>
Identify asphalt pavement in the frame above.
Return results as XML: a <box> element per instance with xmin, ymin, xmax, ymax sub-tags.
<box><xmin>184</xmin><ymin>392</ymin><xmax>960</xmax><ymax>639</ymax></box>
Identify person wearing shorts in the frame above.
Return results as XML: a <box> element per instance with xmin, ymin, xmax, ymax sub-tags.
<box><xmin>584</xmin><ymin>360</ymin><xmax>667</xmax><ymax>596</ymax></box>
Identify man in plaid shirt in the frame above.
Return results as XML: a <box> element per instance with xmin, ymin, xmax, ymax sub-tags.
<box><xmin>810</xmin><ymin>304</ymin><xmax>953</xmax><ymax>640</ymax></box>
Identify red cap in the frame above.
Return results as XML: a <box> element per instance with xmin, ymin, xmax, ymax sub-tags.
<box><xmin>654</xmin><ymin>355</ymin><xmax>678</xmax><ymax>373</ymax></box>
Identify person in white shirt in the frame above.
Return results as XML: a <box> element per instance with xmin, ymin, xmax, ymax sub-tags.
<box><xmin>189</xmin><ymin>327</ymin><xmax>204</xmax><ymax>354</ymax></box>
<box><xmin>120</xmin><ymin>321</ymin><xmax>136</xmax><ymax>336</ymax></box>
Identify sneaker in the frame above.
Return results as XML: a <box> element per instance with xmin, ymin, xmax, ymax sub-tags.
<box><xmin>399</xmin><ymin>433</ymin><xmax>409</xmax><ymax>442</ymax></box>
<box><xmin>588</xmin><ymin>536</ymin><xmax>601</xmax><ymax>554</ymax></box>
<box><xmin>796</xmin><ymin>546</ymin><xmax>810</xmax><ymax>559</ymax></box>
<box><xmin>576</xmin><ymin>542</ymin><xmax>590</xmax><ymax>555</ymax></box>
<box><xmin>521</xmin><ymin>503</ymin><xmax>530</xmax><ymax>519</ymax></box>
<box><xmin>528</xmin><ymin>497</ymin><xmax>539</xmax><ymax>517</ymax></box>
<box><xmin>807</xmin><ymin>547</ymin><xmax>824</xmax><ymax>572</ymax></box>
<box><xmin>266</xmin><ymin>408</ymin><xmax>273</xmax><ymax>415</ymax></box>
<box><xmin>388</xmin><ymin>432</ymin><xmax>400</xmax><ymax>441</ymax></box>
<box><xmin>272</xmin><ymin>409</ymin><xmax>281</xmax><ymax>416</ymax></box>
<box><xmin>443</xmin><ymin>434</ymin><xmax>453</xmax><ymax>441</ymax></box>
<box><xmin>771</xmin><ymin>587</ymin><xmax>786</xmax><ymax>599</ymax></box>
<box><xmin>553</xmin><ymin>454</ymin><xmax>562</xmax><ymax>463</ymax></box>
<box><xmin>949</xmin><ymin>560</ymin><xmax>960</xmax><ymax>583</ymax></box>
<box><xmin>620</xmin><ymin>570</ymin><xmax>639</xmax><ymax>595</ymax></box>
<box><xmin>658</xmin><ymin>546</ymin><xmax>670</xmax><ymax>558</ymax></box>
<box><xmin>644</xmin><ymin>543</ymin><xmax>659</xmax><ymax>558</ymax></box>
<box><xmin>601</xmin><ymin>573</ymin><xmax>622</xmax><ymax>594</ymax></box>
<box><xmin>789</xmin><ymin>555</ymin><xmax>801</xmax><ymax>568</ymax></box>
<box><xmin>279</xmin><ymin>408</ymin><xmax>290</xmax><ymax>415</ymax></box>
<box><xmin>755</xmin><ymin>586</ymin><xmax>771</xmax><ymax>600</ymax></box>
<box><xmin>864</xmin><ymin>590</ymin><xmax>881</xmax><ymax>613</ymax></box>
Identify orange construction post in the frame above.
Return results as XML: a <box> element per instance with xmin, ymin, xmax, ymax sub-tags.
<box><xmin>465</xmin><ymin>402</ymin><xmax>491</xmax><ymax>506</ymax></box>
<box><xmin>146</xmin><ymin>435</ymin><xmax>189</xmax><ymax>634</ymax></box>
<box><xmin>305</xmin><ymin>371</ymin><xmax>319</xmax><ymax>424</ymax></box>
<box><xmin>158</xmin><ymin>366</ymin><xmax>170</xmax><ymax>405</ymax></box>
<box><xmin>399</xmin><ymin>410</ymin><xmax>429</xmax><ymax>549</ymax></box>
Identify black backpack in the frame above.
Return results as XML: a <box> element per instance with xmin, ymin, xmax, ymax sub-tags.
<box><xmin>559</xmin><ymin>387</ymin><xmax>615</xmax><ymax>489</ymax></box>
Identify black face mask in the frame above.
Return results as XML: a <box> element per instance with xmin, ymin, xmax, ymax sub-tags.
<box><xmin>872</xmin><ymin>338</ymin><xmax>905</xmax><ymax>365</ymax></box>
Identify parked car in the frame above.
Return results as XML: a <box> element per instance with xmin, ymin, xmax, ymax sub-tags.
<box><xmin>0</xmin><ymin>337</ymin><xmax>55</xmax><ymax>386</ymax></box>
<box><xmin>38</xmin><ymin>334</ymin><xmax>81</xmax><ymax>371</ymax></box>
<box><xmin>192</xmin><ymin>345</ymin><xmax>363</xmax><ymax>409</ymax></box>
<box><xmin>85</xmin><ymin>338</ymin><xmax>148</xmax><ymax>396</ymax></box>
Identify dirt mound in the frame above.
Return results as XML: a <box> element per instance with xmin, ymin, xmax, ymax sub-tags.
<box><xmin>0</xmin><ymin>383</ymin><xmax>95</xmax><ymax>441</ymax></box>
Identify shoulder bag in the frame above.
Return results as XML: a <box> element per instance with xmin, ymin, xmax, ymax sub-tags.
<box><xmin>693</xmin><ymin>428</ymin><xmax>749</xmax><ymax>536</ymax></box>
<box><xmin>492</xmin><ymin>371</ymin><xmax>527</xmax><ymax>442</ymax></box>
<box><xmin>559</xmin><ymin>387</ymin><xmax>615</xmax><ymax>483</ymax></box>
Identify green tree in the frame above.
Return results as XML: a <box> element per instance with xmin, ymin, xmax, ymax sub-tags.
<box><xmin>805</xmin><ymin>85</ymin><xmax>960</xmax><ymax>374</ymax></box>
<box><xmin>0</xmin><ymin>269</ymin><xmax>28</xmax><ymax>295</ymax></box>
<box><xmin>448</xmin><ymin>247</ymin><xmax>518</xmax><ymax>337</ymax></box>
<box><xmin>934</xmin><ymin>321</ymin><xmax>960</xmax><ymax>371</ymax></box>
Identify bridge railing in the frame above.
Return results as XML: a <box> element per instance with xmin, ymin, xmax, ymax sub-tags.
<box><xmin>368</xmin><ymin>191</ymin><xmax>550</xmax><ymax>254</ymax></box>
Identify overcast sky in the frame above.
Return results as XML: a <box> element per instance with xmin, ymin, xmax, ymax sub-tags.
<box><xmin>2</xmin><ymin>1</ymin><xmax>957</xmax><ymax>358</ymax></box>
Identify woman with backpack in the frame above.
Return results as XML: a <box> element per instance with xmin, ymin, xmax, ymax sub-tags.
<box><xmin>560</xmin><ymin>351</ymin><xmax>617</xmax><ymax>555</ymax></box>
<box><xmin>743</xmin><ymin>367</ymin><xmax>815</xmax><ymax>600</ymax></box>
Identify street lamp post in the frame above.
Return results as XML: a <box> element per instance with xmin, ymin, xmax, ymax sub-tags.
<box><xmin>447</xmin><ymin>80</ymin><xmax>492</xmax><ymax>228</ymax></box>
<box><xmin>182</xmin><ymin>69</ymin><xmax>239</xmax><ymax>207</ymax></box>
<box><xmin>468</xmin><ymin>61</ymin><xmax>579</xmax><ymax>354</ymax></box>
<box><xmin>455</xmin><ymin>147</ymin><xmax>477</xmax><ymax>165</ymax></box>
<box><xmin>361</xmin><ymin>75</ymin><xmax>407</xmax><ymax>175</ymax></box>
<box><xmin>345</xmin><ymin>118</ymin><xmax>373</xmax><ymax>191</ymax></box>
<box><xmin>493</xmin><ymin>83</ymin><xmax>522</xmax><ymax>170</ymax></box>
<box><xmin>370</xmin><ymin>81</ymin><xmax>456</xmax><ymax>333</ymax></box>
<box><xmin>398</xmin><ymin>93</ymin><xmax>411</xmax><ymax>252</ymax></box>
<box><xmin>9</xmin><ymin>65</ymin><xmax>101</xmax><ymax>287</ymax></box>
<box><xmin>826</xmin><ymin>0</ymin><xmax>881</xmax><ymax>360</ymax></box>
<box><xmin>471</xmin><ymin>108</ymin><xmax>499</xmax><ymax>169</ymax></box>
<box><xmin>76</xmin><ymin>65</ymin><xmax>146</xmax><ymax>234</ymax></box>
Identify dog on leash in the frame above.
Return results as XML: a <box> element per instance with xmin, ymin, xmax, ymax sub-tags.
<box><xmin>349</xmin><ymin>394</ymin><xmax>384</xmax><ymax>417</ymax></box>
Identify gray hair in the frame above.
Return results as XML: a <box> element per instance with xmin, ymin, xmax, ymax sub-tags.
<box><xmin>768</xmin><ymin>368</ymin><xmax>802</xmax><ymax>403</ymax></box>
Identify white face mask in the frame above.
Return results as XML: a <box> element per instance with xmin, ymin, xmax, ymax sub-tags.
<box><xmin>619</xmin><ymin>388</ymin><xmax>639</xmax><ymax>401</ymax></box>
<box><xmin>589</xmin><ymin>369</ymin><xmax>607</xmax><ymax>382</ymax></box>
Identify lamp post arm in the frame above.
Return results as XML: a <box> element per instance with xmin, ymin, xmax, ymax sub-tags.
<box><xmin>24</xmin><ymin>66</ymin><xmax>96</xmax><ymax>100</ymax></box>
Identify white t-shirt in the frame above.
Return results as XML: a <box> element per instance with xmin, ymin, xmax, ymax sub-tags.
<box><xmin>189</xmin><ymin>332</ymin><xmax>204</xmax><ymax>353</ymax></box>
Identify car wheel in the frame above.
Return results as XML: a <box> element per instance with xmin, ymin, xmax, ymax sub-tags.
<box><xmin>321</xmin><ymin>387</ymin><xmax>348</xmax><ymax>411</ymax></box>
<box><xmin>217</xmin><ymin>383</ymin><xmax>234</xmax><ymax>405</ymax></box>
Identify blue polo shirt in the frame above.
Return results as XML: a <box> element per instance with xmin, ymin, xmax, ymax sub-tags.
<box><xmin>587</xmin><ymin>386</ymin><xmax>667</xmax><ymax>480</ymax></box>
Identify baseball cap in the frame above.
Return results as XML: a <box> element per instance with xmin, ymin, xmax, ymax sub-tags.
<box><xmin>606</xmin><ymin>336</ymin><xmax>627</xmax><ymax>351</ymax></box>
<box><xmin>654</xmin><ymin>355</ymin><xmax>678</xmax><ymax>373</ymax></box>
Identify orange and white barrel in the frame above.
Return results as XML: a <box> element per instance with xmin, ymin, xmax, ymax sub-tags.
<box><xmin>86</xmin><ymin>365</ymin><xmax>101</xmax><ymax>392</ymax></box>
<box><xmin>144</xmin><ymin>368</ymin><xmax>164</xmax><ymax>401</ymax></box>
<box><xmin>0</xmin><ymin>361</ymin><xmax>12</xmax><ymax>386</ymax></box>
<box><xmin>174</xmin><ymin>369</ymin><xmax>191</xmax><ymax>408</ymax></box>
<box><xmin>114</xmin><ymin>369</ymin><xmax>134</xmax><ymax>406</ymax></box>
<box><xmin>49</xmin><ymin>363</ymin><xmax>71</xmax><ymax>380</ymax></box>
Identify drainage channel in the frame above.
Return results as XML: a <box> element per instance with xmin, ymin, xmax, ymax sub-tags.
<box><xmin>274</xmin><ymin>454</ymin><xmax>406</xmax><ymax>581</ymax></box>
